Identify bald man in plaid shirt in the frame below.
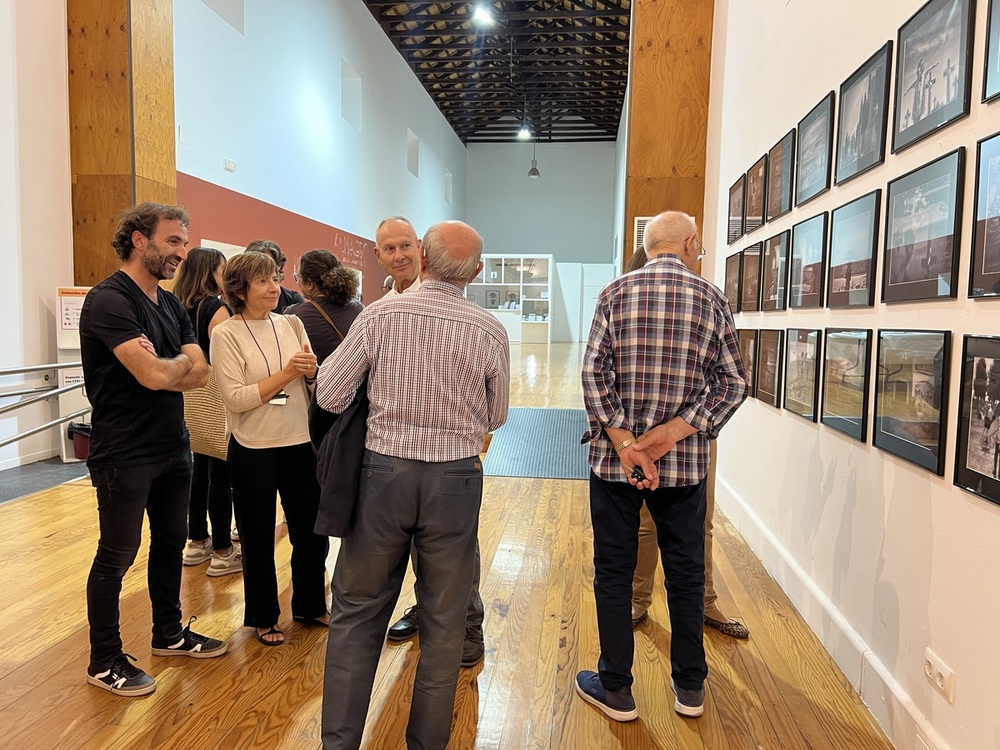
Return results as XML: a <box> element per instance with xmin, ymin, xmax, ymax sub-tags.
<box><xmin>316</xmin><ymin>220</ymin><xmax>509</xmax><ymax>750</ymax></box>
<box><xmin>576</xmin><ymin>210</ymin><xmax>747</xmax><ymax>722</ymax></box>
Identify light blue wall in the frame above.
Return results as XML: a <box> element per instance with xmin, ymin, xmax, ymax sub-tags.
<box><xmin>174</xmin><ymin>0</ymin><xmax>467</xmax><ymax>238</ymax></box>
<box><xmin>465</xmin><ymin>141</ymin><xmax>616</xmax><ymax>263</ymax></box>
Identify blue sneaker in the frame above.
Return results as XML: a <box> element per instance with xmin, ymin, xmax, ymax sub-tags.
<box><xmin>575</xmin><ymin>670</ymin><xmax>639</xmax><ymax>721</ymax></box>
<box><xmin>671</xmin><ymin>679</ymin><xmax>705</xmax><ymax>717</ymax></box>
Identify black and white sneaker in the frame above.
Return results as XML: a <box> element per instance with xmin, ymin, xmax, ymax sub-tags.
<box><xmin>151</xmin><ymin>616</ymin><xmax>227</xmax><ymax>659</ymax></box>
<box><xmin>87</xmin><ymin>653</ymin><xmax>157</xmax><ymax>697</ymax></box>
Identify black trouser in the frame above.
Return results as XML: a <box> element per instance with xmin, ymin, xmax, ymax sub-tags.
<box><xmin>86</xmin><ymin>449</ymin><xmax>192</xmax><ymax>666</ymax></box>
<box><xmin>228</xmin><ymin>437</ymin><xmax>329</xmax><ymax>627</ymax></box>
<box><xmin>188</xmin><ymin>453</ymin><xmax>233</xmax><ymax>550</ymax></box>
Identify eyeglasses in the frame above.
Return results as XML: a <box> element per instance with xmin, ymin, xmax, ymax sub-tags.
<box><xmin>291</xmin><ymin>266</ymin><xmax>299</xmax><ymax>283</ymax></box>
<box><xmin>693</xmin><ymin>238</ymin><xmax>707</xmax><ymax>262</ymax></box>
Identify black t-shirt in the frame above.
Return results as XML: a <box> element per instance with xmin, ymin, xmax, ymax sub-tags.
<box><xmin>185</xmin><ymin>295</ymin><xmax>228</xmax><ymax>362</ymax></box>
<box><xmin>275</xmin><ymin>286</ymin><xmax>304</xmax><ymax>314</ymax></box>
<box><xmin>80</xmin><ymin>270</ymin><xmax>198</xmax><ymax>466</ymax></box>
<box><xmin>283</xmin><ymin>297</ymin><xmax>363</xmax><ymax>364</ymax></box>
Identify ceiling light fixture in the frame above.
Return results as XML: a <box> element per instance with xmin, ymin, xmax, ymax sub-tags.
<box><xmin>518</xmin><ymin>125</ymin><xmax>531</xmax><ymax>140</ymax></box>
<box><xmin>472</xmin><ymin>4</ymin><xmax>495</xmax><ymax>27</ymax></box>
<box><xmin>527</xmin><ymin>139</ymin><xmax>540</xmax><ymax>179</ymax></box>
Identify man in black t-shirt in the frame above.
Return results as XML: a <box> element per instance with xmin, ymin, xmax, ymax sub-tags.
<box><xmin>80</xmin><ymin>203</ymin><xmax>228</xmax><ymax>698</ymax></box>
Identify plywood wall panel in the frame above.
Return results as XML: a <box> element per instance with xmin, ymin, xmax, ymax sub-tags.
<box><xmin>131</xmin><ymin>0</ymin><xmax>176</xmax><ymax>192</ymax></box>
<box><xmin>72</xmin><ymin>174</ymin><xmax>134</xmax><ymax>286</ymax></box>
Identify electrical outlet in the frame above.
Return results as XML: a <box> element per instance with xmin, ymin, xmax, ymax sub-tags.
<box><xmin>223</xmin><ymin>158</ymin><xmax>237</xmax><ymax>173</ymax></box>
<box><xmin>923</xmin><ymin>647</ymin><xmax>955</xmax><ymax>704</ymax></box>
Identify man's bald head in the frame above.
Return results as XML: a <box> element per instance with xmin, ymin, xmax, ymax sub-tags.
<box><xmin>422</xmin><ymin>221</ymin><xmax>484</xmax><ymax>285</ymax></box>
<box><xmin>643</xmin><ymin>211</ymin><xmax>697</xmax><ymax>255</ymax></box>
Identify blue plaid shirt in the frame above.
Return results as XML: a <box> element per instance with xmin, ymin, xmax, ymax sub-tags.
<box><xmin>581</xmin><ymin>254</ymin><xmax>747</xmax><ymax>485</ymax></box>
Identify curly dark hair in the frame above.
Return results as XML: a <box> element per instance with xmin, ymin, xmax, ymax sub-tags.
<box><xmin>298</xmin><ymin>249</ymin><xmax>359</xmax><ymax>305</ymax></box>
<box><xmin>111</xmin><ymin>203</ymin><xmax>191</xmax><ymax>260</ymax></box>
<box><xmin>222</xmin><ymin>252</ymin><xmax>278</xmax><ymax>314</ymax></box>
<box><xmin>246</xmin><ymin>239</ymin><xmax>286</xmax><ymax>266</ymax></box>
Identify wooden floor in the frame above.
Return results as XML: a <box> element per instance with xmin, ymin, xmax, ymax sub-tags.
<box><xmin>0</xmin><ymin>343</ymin><xmax>893</xmax><ymax>749</ymax></box>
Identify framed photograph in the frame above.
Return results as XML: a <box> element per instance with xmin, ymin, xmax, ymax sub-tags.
<box><xmin>767</xmin><ymin>130</ymin><xmax>795</xmax><ymax>221</ymax></box>
<box><xmin>970</xmin><ymin>131</ymin><xmax>1000</xmax><ymax>296</ymax></box>
<box><xmin>796</xmin><ymin>92</ymin><xmax>835</xmax><ymax>206</ymax></box>
<box><xmin>745</xmin><ymin>155</ymin><xmax>768</xmax><ymax>234</ymax></box>
<box><xmin>892</xmin><ymin>0</ymin><xmax>975</xmax><ymax>153</ymax></box>
<box><xmin>828</xmin><ymin>190</ymin><xmax>881</xmax><ymax>308</ymax></box>
<box><xmin>761</xmin><ymin>231</ymin><xmax>789</xmax><ymax>311</ymax></box>
<box><xmin>756</xmin><ymin>329</ymin><xmax>785</xmax><ymax>408</ymax></box>
<box><xmin>874</xmin><ymin>329</ymin><xmax>951</xmax><ymax>475</ymax></box>
<box><xmin>822</xmin><ymin>328</ymin><xmax>873</xmax><ymax>441</ymax></box>
<box><xmin>784</xmin><ymin>329</ymin><xmax>822</xmax><ymax>421</ymax></box>
<box><xmin>728</xmin><ymin>175</ymin><xmax>746</xmax><ymax>244</ymax></box>
<box><xmin>883</xmin><ymin>148</ymin><xmax>964</xmax><ymax>303</ymax></box>
<box><xmin>738</xmin><ymin>329</ymin><xmax>758</xmax><ymax>398</ymax></box>
<box><xmin>986</xmin><ymin>0</ymin><xmax>1000</xmax><ymax>101</ymax></box>
<box><xmin>789</xmin><ymin>213</ymin><xmax>827</xmax><ymax>308</ymax></box>
<box><xmin>487</xmin><ymin>290</ymin><xmax>499</xmax><ymax>308</ymax></box>
<box><xmin>725</xmin><ymin>253</ymin><xmax>742</xmax><ymax>312</ymax></box>
<box><xmin>836</xmin><ymin>42</ymin><xmax>892</xmax><ymax>184</ymax></box>
<box><xmin>954</xmin><ymin>335</ymin><xmax>1000</xmax><ymax>505</ymax></box>
<box><xmin>740</xmin><ymin>244</ymin><xmax>762</xmax><ymax>312</ymax></box>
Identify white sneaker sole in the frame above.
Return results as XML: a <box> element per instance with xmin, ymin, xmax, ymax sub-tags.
<box><xmin>574</xmin><ymin>681</ymin><xmax>639</xmax><ymax>721</ymax></box>
<box><xmin>151</xmin><ymin>642</ymin><xmax>228</xmax><ymax>659</ymax></box>
<box><xmin>206</xmin><ymin>564</ymin><xmax>243</xmax><ymax>577</ymax></box>
<box><xmin>87</xmin><ymin>674</ymin><xmax>157</xmax><ymax>697</ymax></box>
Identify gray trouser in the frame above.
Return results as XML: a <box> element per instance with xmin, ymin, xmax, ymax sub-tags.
<box><xmin>411</xmin><ymin>541</ymin><xmax>484</xmax><ymax>627</ymax></box>
<box><xmin>322</xmin><ymin>450</ymin><xmax>482</xmax><ymax>750</ymax></box>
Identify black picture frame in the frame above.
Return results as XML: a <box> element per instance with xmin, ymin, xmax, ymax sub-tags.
<box><xmin>954</xmin><ymin>335</ymin><xmax>1000</xmax><ymax>505</ymax></box>
<box><xmin>784</xmin><ymin>329</ymin><xmax>822</xmax><ymax>422</ymax></box>
<box><xmin>986</xmin><ymin>0</ymin><xmax>1000</xmax><ymax>101</ymax></box>
<box><xmin>767</xmin><ymin>130</ymin><xmax>796</xmax><ymax>221</ymax></box>
<box><xmin>725</xmin><ymin>253</ymin><xmax>742</xmax><ymax>312</ymax></box>
<box><xmin>761</xmin><ymin>231</ymin><xmax>789</xmax><ymax>311</ymax></box>
<box><xmin>883</xmin><ymin>148</ymin><xmax>964</xmax><ymax>303</ymax></box>
<box><xmin>796</xmin><ymin>92</ymin><xmax>835</xmax><ymax>206</ymax></box>
<box><xmin>728</xmin><ymin>175</ymin><xmax>746</xmax><ymax>244</ymax></box>
<box><xmin>738</xmin><ymin>329</ymin><xmax>758</xmax><ymax>398</ymax></box>
<box><xmin>874</xmin><ymin>329</ymin><xmax>951</xmax><ymax>475</ymax></box>
<box><xmin>745</xmin><ymin>155</ymin><xmax>768</xmax><ymax>234</ymax></box>
<box><xmin>892</xmin><ymin>0</ymin><xmax>975</xmax><ymax>153</ymax></box>
<box><xmin>789</xmin><ymin>213</ymin><xmax>827</xmax><ymax>308</ymax></box>
<box><xmin>740</xmin><ymin>243</ymin><xmax>762</xmax><ymax>312</ymax></box>
<box><xmin>970</xmin><ymin>131</ymin><xmax>1000</xmax><ymax>296</ymax></box>
<box><xmin>756</xmin><ymin>329</ymin><xmax>785</xmax><ymax>408</ymax></box>
<box><xmin>836</xmin><ymin>42</ymin><xmax>893</xmax><ymax>185</ymax></box>
<box><xmin>822</xmin><ymin>328</ymin><xmax>873</xmax><ymax>442</ymax></box>
<box><xmin>828</xmin><ymin>190</ymin><xmax>881</xmax><ymax>308</ymax></box>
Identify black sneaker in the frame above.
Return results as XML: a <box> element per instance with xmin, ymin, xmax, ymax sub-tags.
<box><xmin>461</xmin><ymin>624</ymin><xmax>485</xmax><ymax>667</ymax></box>
<box><xmin>574</xmin><ymin>670</ymin><xmax>639</xmax><ymax>721</ymax></box>
<box><xmin>387</xmin><ymin>605</ymin><xmax>420</xmax><ymax>642</ymax></box>
<box><xmin>151</xmin><ymin>616</ymin><xmax>227</xmax><ymax>659</ymax></box>
<box><xmin>87</xmin><ymin>653</ymin><xmax>157</xmax><ymax>697</ymax></box>
<box><xmin>671</xmin><ymin>679</ymin><xmax>705</xmax><ymax>717</ymax></box>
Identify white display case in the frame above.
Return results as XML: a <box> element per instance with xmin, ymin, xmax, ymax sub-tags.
<box><xmin>466</xmin><ymin>255</ymin><xmax>552</xmax><ymax>344</ymax></box>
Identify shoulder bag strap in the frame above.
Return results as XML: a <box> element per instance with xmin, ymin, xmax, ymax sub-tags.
<box><xmin>307</xmin><ymin>299</ymin><xmax>345</xmax><ymax>341</ymax></box>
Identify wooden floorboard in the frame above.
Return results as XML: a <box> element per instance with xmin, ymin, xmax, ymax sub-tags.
<box><xmin>0</xmin><ymin>343</ymin><xmax>892</xmax><ymax>749</ymax></box>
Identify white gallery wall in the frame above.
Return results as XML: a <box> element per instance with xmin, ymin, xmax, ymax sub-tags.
<box><xmin>705</xmin><ymin>1</ymin><xmax>1000</xmax><ymax>749</ymax></box>
<box><xmin>174</xmin><ymin>0</ymin><xmax>468</xmax><ymax>239</ymax></box>
<box><xmin>0</xmin><ymin>0</ymin><xmax>75</xmax><ymax>469</ymax></box>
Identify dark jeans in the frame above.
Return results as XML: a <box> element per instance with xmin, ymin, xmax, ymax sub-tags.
<box><xmin>86</xmin><ymin>449</ymin><xmax>192</xmax><ymax>666</ymax></box>
<box><xmin>188</xmin><ymin>452</ymin><xmax>233</xmax><ymax>550</ymax></box>
<box><xmin>228</xmin><ymin>437</ymin><xmax>329</xmax><ymax>628</ymax></box>
<box><xmin>322</xmin><ymin>450</ymin><xmax>482</xmax><ymax>750</ymax></box>
<box><xmin>589</xmin><ymin>472</ymin><xmax>708</xmax><ymax>692</ymax></box>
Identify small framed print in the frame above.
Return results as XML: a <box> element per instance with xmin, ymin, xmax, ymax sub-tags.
<box><xmin>761</xmin><ymin>231</ymin><xmax>789</xmax><ymax>312</ymax></box>
<box><xmin>954</xmin><ymin>335</ymin><xmax>1000</xmax><ymax>505</ymax></box>
<box><xmin>892</xmin><ymin>0</ymin><xmax>975</xmax><ymax>153</ymax></box>
<box><xmin>822</xmin><ymin>328</ymin><xmax>873</xmax><ymax>442</ymax></box>
<box><xmin>986</xmin><ymin>0</ymin><xmax>1000</xmax><ymax>101</ymax></box>
<box><xmin>828</xmin><ymin>190</ymin><xmax>881</xmax><ymax>308</ymax></box>
<box><xmin>725</xmin><ymin>253</ymin><xmax>742</xmax><ymax>312</ymax></box>
<box><xmin>756</xmin><ymin>329</ymin><xmax>785</xmax><ymax>408</ymax></box>
<box><xmin>740</xmin><ymin>244</ymin><xmax>762</xmax><ymax>312</ymax></box>
<box><xmin>874</xmin><ymin>329</ymin><xmax>951</xmax><ymax>475</ymax></box>
<box><xmin>883</xmin><ymin>148</ymin><xmax>964</xmax><ymax>303</ymax></box>
<box><xmin>738</xmin><ymin>329</ymin><xmax>758</xmax><ymax>398</ymax></box>
<box><xmin>767</xmin><ymin>130</ymin><xmax>795</xmax><ymax>221</ymax></box>
<box><xmin>796</xmin><ymin>92</ymin><xmax>834</xmax><ymax>206</ymax></box>
<box><xmin>836</xmin><ymin>41</ymin><xmax>892</xmax><ymax>185</ymax></box>
<box><xmin>970</xmin><ymin>131</ymin><xmax>1000</xmax><ymax>296</ymax></box>
<box><xmin>784</xmin><ymin>328</ymin><xmax>821</xmax><ymax>422</ymax></box>
<box><xmin>745</xmin><ymin>155</ymin><xmax>768</xmax><ymax>234</ymax></box>
<box><xmin>728</xmin><ymin>175</ymin><xmax>746</xmax><ymax>244</ymax></box>
<box><xmin>789</xmin><ymin>213</ymin><xmax>827</xmax><ymax>308</ymax></box>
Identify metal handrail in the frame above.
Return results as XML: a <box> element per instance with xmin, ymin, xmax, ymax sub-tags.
<box><xmin>0</xmin><ymin>382</ymin><xmax>85</xmax><ymax>418</ymax></box>
<box><xmin>0</xmin><ymin>408</ymin><xmax>91</xmax><ymax>450</ymax></box>
<box><xmin>0</xmin><ymin>361</ymin><xmax>82</xmax><ymax>378</ymax></box>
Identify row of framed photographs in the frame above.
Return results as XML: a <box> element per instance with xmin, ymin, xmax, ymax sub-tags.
<box><xmin>725</xmin><ymin>134</ymin><xmax>1000</xmax><ymax>311</ymax></box>
<box><xmin>739</xmin><ymin>328</ymin><xmax>1000</xmax><ymax>506</ymax></box>
<box><xmin>728</xmin><ymin>0</ymin><xmax>994</xmax><ymax>245</ymax></box>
